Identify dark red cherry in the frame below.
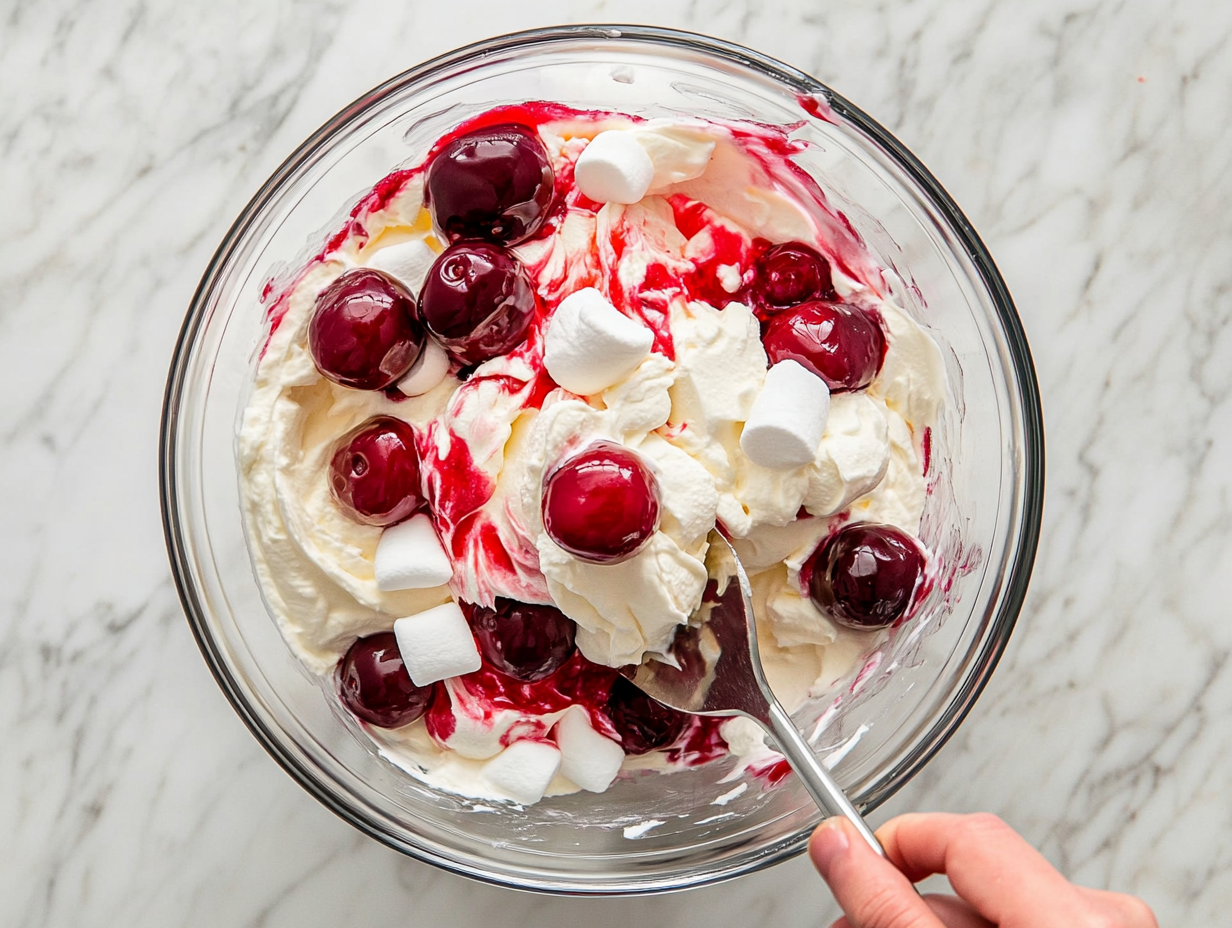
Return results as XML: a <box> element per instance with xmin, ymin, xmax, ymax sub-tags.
<box><xmin>329</xmin><ymin>416</ymin><xmax>423</xmax><ymax>526</ymax></box>
<box><xmin>418</xmin><ymin>242</ymin><xmax>536</xmax><ymax>366</ymax></box>
<box><xmin>425</xmin><ymin>123</ymin><xmax>555</xmax><ymax>244</ymax></box>
<box><xmin>762</xmin><ymin>299</ymin><xmax>886</xmax><ymax>392</ymax></box>
<box><xmin>337</xmin><ymin>632</ymin><xmax>435</xmax><ymax>728</ymax></box>
<box><xmin>542</xmin><ymin>441</ymin><xmax>660</xmax><ymax>565</ymax></box>
<box><xmin>468</xmin><ymin>599</ymin><xmax>577</xmax><ymax>683</ymax></box>
<box><xmin>806</xmin><ymin>523</ymin><xmax>925</xmax><ymax>630</ymax></box>
<box><xmin>606</xmin><ymin>675</ymin><xmax>689</xmax><ymax>755</ymax></box>
<box><xmin>308</xmin><ymin>268</ymin><xmax>424</xmax><ymax>390</ymax></box>
<box><xmin>753</xmin><ymin>242</ymin><xmax>833</xmax><ymax>309</ymax></box>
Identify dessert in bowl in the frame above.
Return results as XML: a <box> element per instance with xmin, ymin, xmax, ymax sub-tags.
<box><xmin>161</xmin><ymin>26</ymin><xmax>1042</xmax><ymax>893</ymax></box>
<box><xmin>243</xmin><ymin>98</ymin><xmax>947</xmax><ymax>804</ymax></box>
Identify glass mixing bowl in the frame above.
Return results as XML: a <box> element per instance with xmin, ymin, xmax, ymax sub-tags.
<box><xmin>160</xmin><ymin>25</ymin><xmax>1043</xmax><ymax>894</ymax></box>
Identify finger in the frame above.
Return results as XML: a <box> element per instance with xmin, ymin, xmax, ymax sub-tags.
<box><xmin>830</xmin><ymin>897</ymin><xmax>993</xmax><ymax>928</ymax></box>
<box><xmin>810</xmin><ymin>817</ymin><xmax>945</xmax><ymax>928</ymax></box>
<box><xmin>920</xmin><ymin>894</ymin><xmax>995</xmax><ymax>928</ymax></box>
<box><xmin>877</xmin><ymin>812</ymin><xmax>1086</xmax><ymax>924</ymax></box>
<box><xmin>1081</xmin><ymin>887</ymin><xmax>1160</xmax><ymax>927</ymax></box>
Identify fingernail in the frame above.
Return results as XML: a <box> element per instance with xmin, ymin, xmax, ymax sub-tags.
<box><xmin>809</xmin><ymin>817</ymin><xmax>851</xmax><ymax>881</ymax></box>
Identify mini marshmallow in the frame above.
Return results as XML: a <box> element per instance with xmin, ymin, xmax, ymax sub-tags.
<box><xmin>574</xmin><ymin>130</ymin><xmax>655</xmax><ymax>205</ymax></box>
<box><xmin>554</xmin><ymin>707</ymin><xmax>625</xmax><ymax>793</ymax></box>
<box><xmin>365</xmin><ymin>238</ymin><xmax>437</xmax><ymax>293</ymax></box>
<box><xmin>397</xmin><ymin>338</ymin><xmax>451</xmax><ymax>397</ymax></box>
<box><xmin>544</xmin><ymin>288</ymin><xmax>653</xmax><ymax>395</ymax></box>
<box><xmin>481</xmin><ymin>740</ymin><xmax>562</xmax><ymax>806</ymax></box>
<box><xmin>375</xmin><ymin>513</ymin><xmax>453</xmax><ymax>591</ymax></box>
<box><xmin>393</xmin><ymin>602</ymin><xmax>480</xmax><ymax>686</ymax></box>
<box><xmin>740</xmin><ymin>360</ymin><xmax>831</xmax><ymax>470</ymax></box>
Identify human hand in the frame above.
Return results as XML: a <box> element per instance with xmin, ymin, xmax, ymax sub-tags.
<box><xmin>808</xmin><ymin>812</ymin><xmax>1158</xmax><ymax>928</ymax></box>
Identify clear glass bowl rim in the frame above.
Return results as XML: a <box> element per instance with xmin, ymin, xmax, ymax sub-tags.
<box><xmin>159</xmin><ymin>23</ymin><xmax>1045</xmax><ymax>894</ymax></box>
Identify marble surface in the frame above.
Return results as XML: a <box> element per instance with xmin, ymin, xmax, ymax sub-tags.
<box><xmin>2</xmin><ymin>0</ymin><xmax>1228</xmax><ymax>923</ymax></box>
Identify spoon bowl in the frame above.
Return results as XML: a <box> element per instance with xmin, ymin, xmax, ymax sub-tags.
<box><xmin>624</xmin><ymin>534</ymin><xmax>886</xmax><ymax>854</ymax></box>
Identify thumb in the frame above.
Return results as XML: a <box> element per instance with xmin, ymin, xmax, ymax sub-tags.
<box><xmin>809</xmin><ymin>818</ymin><xmax>943</xmax><ymax>928</ymax></box>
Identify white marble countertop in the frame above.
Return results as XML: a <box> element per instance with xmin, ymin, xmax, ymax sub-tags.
<box><xmin>3</xmin><ymin>0</ymin><xmax>1229</xmax><ymax>923</ymax></box>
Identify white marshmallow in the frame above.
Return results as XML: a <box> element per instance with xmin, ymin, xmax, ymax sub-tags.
<box><xmin>574</xmin><ymin>130</ymin><xmax>655</xmax><ymax>204</ymax></box>
<box><xmin>393</xmin><ymin>602</ymin><xmax>480</xmax><ymax>686</ymax></box>
<box><xmin>365</xmin><ymin>238</ymin><xmax>436</xmax><ymax>293</ymax></box>
<box><xmin>554</xmin><ymin>707</ymin><xmax>625</xmax><ymax>793</ymax></box>
<box><xmin>374</xmin><ymin>513</ymin><xmax>453</xmax><ymax>591</ymax></box>
<box><xmin>739</xmin><ymin>360</ymin><xmax>831</xmax><ymax>470</ymax></box>
<box><xmin>544</xmin><ymin>288</ymin><xmax>653</xmax><ymax>395</ymax></box>
<box><xmin>397</xmin><ymin>338</ymin><xmax>451</xmax><ymax>397</ymax></box>
<box><xmin>481</xmin><ymin>740</ymin><xmax>562</xmax><ymax>806</ymax></box>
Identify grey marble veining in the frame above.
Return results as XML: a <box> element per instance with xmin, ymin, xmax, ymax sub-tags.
<box><xmin>1</xmin><ymin>0</ymin><xmax>1229</xmax><ymax>924</ymax></box>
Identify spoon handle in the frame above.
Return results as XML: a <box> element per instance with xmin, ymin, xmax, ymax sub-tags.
<box><xmin>764</xmin><ymin>700</ymin><xmax>885</xmax><ymax>856</ymax></box>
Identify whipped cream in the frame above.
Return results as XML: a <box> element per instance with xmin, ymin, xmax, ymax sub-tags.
<box><xmin>239</xmin><ymin>106</ymin><xmax>947</xmax><ymax>803</ymax></box>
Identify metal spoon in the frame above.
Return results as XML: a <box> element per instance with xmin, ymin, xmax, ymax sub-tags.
<box><xmin>622</xmin><ymin>533</ymin><xmax>885</xmax><ymax>855</ymax></box>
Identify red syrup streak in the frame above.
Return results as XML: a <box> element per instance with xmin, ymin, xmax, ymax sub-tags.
<box><xmin>424</xmin><ymin>684</ymin><xmax>456</xmax><ymax>741</ymax></box>
<box><xmin>626</xmin><ymin>269</ymin><xmax>677</xmax><ymax>361</ymax></box>
<box><xmin>598</xmin><ymin>224</ymin><xmax>679</xmax><ymax>362</ymax></box>
<box><xmin>797</xmin><ymin>93</ymin><xmax>838</xmax><ymax>125</ymax></box>
<box><xmin>921</xmin><ymin>427</ymin><xmax>933</xmax><ymax>476</ymax></box>
<box><xmin>664</xmin><ymin>715</ymin><xmax>730</xmax><ymax>767</ymax></box>
<box><xmin>752</xmin><ymin>757</ymin><xmax>793</xmax><ymax>787</ymax></box>
<box><xmin>424</xmin><ymin>650</ymin><xmax>621</xmax><ymax>746</ymax></box>
<box><xmin>470</xmin><ymin>519</ymin><xmax>516</xmax><ymax>578</ymax></box>
<box><xmin>418</xmin><ymin>422</ymin><xmax>494</xmax><ymax>544</ymax></box>
<box><xmin>667</xmin><ymin>196</ymin><xmax>757</xmax><ymax>309</ymax></box>
<box><xmin>417</xmin><ymin>353</ymin><xmax>559</xmax><ymax>607</ymax></box>
<box><xmin>260</xmin><ymin>289</ymin><xmax>292</xmax><ymax>354</ymax></box>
